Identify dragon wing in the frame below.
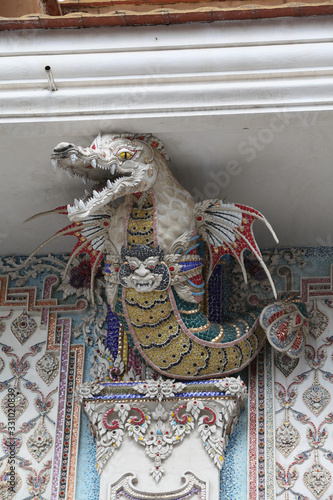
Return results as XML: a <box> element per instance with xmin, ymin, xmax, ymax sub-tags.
<box><xmin>25</xmin><ymin>206</ymin><xmax>116</xmax><ymax>301</ymax></box>
<box><xmin>194</xmin><ymin>199</ymin><xmax>278</xmax><ymax>298</ymax></box>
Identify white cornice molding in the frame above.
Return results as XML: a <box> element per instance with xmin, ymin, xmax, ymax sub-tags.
<box><xmin>1</xmin><ymin>17</ymin><xmax>333</xmax><ymax>124</ymax></box>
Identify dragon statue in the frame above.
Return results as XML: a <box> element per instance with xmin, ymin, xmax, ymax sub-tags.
<box><xmin>28</xmin><ymin>133</ymin><xmax>308</xmax><ymax>380</ymax></box>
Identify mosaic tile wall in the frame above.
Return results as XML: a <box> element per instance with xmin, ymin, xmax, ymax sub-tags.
<box><xmin>274</xmin><ymin>301</ymin><xmax>333</xmax><ymax>500</ymax></box>
<box><xmin>0</xmin><ymin>308</ymin><xmax>59</xmax><ymax>500</ymax></box>
<box><xmin>226</xmin><ymin>246</ymin><xmax>333</xmax><ymax>500</ymax></box>
<box><xmin>0</xmin><ymin>248</ymin><xmax>333</xmax><ymax>499</ymax></box>
<box><xmin>0</xmin><ymin>256</ymin><xmax>87</xmax><ymax>500</ymax></box>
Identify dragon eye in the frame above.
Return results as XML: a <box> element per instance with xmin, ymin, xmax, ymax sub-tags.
<box><xmin>148</xmin><ymin>264</ymin><xmax>155</xmax><ymax>270</ymax></box>
<box><xmin>117</xmin><ymin>150</ymin><xmax>134</xmax><ymax>160</ymax></box>
<box><xmin>130</xmin><ymin>264</ymin><xmax>136</xmax><ymax>270</ymax></box>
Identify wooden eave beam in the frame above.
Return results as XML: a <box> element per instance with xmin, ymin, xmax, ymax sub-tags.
<box><xmin>0</xmin><ymin>1</ymin><xmax>333</xmax><ymax>30</ymax></box>
<box><xmin>41</xmin><ymin>0</ymin><xmax>63</xmax><ymax>15</ymax></box>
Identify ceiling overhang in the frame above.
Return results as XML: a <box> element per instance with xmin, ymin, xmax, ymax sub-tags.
<box><xmin>1</xmin><ymin>17</ymin><xmax>333</xmax><ymax>124</ymax></box>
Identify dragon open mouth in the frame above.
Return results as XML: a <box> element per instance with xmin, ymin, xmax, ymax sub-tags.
<box><xmin>51</xmin><ymin>134</ymin><xmax>159</xmax><ymax>221</ymax></box>
<box><xmin>51</xmin><ymin>143</ymin><xmax>135</xmax><ymax>219</ymax></box>
<box><xmin>52</xmin><ymin>144</ymin><xmax>125</xmax><ymax>183</ymax></box>
<box><xmin>68</xmin><ymin>170</ymin><xmax>132</xmax><ymax>216</ymax></box>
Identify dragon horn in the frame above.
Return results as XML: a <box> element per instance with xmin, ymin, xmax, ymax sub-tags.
<box><xmin>24</xmin><ymin>206</ymin><xmax>68</xmax><ymax>223</ymax></box>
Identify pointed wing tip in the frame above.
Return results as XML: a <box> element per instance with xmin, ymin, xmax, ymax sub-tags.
<box><xmin>263</xmin><ymin>219</ymin><xmax>279</xmax><ymax>245</ymax></box>
<box><xmin>24</xmin><ymin>214</ymin><xmax>42</xmax><ymax>224</ymax></box>
<box><xmin>25</xmin><ymin>251</ymin><xmax>38</xmax><ymax>264</ymax></box>
<box><xmin>23</xmin><ymin>207</ymin><xmax>68</xmax><ymax>224</ymax></box>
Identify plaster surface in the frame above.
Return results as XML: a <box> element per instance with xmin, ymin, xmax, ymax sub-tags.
<box><xmin>100</xmin><ymin>430</ymin><xmax>217</xmax><ymax>499</ymax></box>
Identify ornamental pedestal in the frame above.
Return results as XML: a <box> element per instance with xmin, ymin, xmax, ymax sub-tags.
<box><xmin>76</xmin><ymin>377</ymin><xmax>247</xmax><ymax>500</ymax></box>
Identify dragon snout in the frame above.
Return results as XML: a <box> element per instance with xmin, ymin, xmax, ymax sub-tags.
<box><xmin>53</xmin><ymin>142</ymin><xmax>74</xmax><ymax>153</ymax></box>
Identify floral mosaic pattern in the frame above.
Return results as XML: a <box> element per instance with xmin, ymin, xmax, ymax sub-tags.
<box><xmin>0</xmin><ymin>339</ymin><xmax>57</xmax><ymax>499</ymax></box>
<box><xmin>0</xmin><ymin>389</ymin><xmax>28</xmax><ymax>421</ymax></box>
<box><xmin>308</xmin><ymin>302</ymin><xmax>329</xmax><ymax>340</ymax></box>
<box><xmin>276</xmin><ymin>418</ymin><xmax>300</xmax><ymax>457</ymax></box>
<box><xmin>304</xmin><ymin>458</ymin><xmax>332</xmax><ymax>498</ymax></box>
<box><xmin>10</xmin><ymin>311</ymin><xmax>37</xmax><ymax>344</ymax></box>
<box><xmin>0</xmin><ymin>255</ymin><xmax>87</xmax><ymax>500</ymax></box>
<box><xmin>36</xmin><ymin>353</ymin><xmax>59</xmax><ymax>386</ymax></box>
<box><xmin>1</xmin><ymin>242</ymin><xmax>333</xmax><ymax>498</ymax></box>
<box><xmin>274</xmin><ymin>301</ymin><xmax>333</xmax><ymax>500</ymax></box>
<box><xmin>275</xmin><ymin>352</ymin><xmax>299</xmax><ymax>377</ymax></box>
<box><xmin>27</xmin><ymin>420</ymin><xmax>53</xmax><ymax>462</ymax></box>
<box><xmin>303</xmin><ymin>371</ymin><xmax>330</xmax><ymax>416</ymax></box>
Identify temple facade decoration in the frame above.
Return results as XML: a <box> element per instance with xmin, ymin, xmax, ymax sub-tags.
<box><xmin>31</xmin><ymin>132</ymin><xmax>308</xmax><ymax>383</ymax></box>
<box><xmin>4</xmin><ymin>134</ymin><xmax>333</xmax><ymax>499</ymax></box>
<box><xmin>0</xmin><ymin>248</ymin><xmax>333</xmax><ymax>498</ymax></box>
<box><xmin>77</xmin><ymin>376</ymin><xmax>246</xmax><ymax>497</ymax></box>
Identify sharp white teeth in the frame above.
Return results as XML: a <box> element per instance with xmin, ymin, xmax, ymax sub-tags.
<box><xmin>107</xmin><ymin>180</ymin><xmax>113</xmax><ymax>188</ymax></box>
<box><xmin>66</xmin><ymin>168</ymin><xmax>75</xmax><ymax>178</ymax></box>
<box><xmin>74</xmin><ymin>198</ymin><xmax>79</xmax><ymax>207</ymax></box>
<box><xmin>84</xmin><ymin>189</ymin><xmax>90</xmax><ymax>197</ymax></box>
<box><xmin>79</xmin><ymin>200</ymin><xmax>85</xmax><ymax>209</ymax></box>
<box><xmin>51</xmin><ymin>159</ymin><xmax>58</xmax><ymax>168</ymax></box>
<box><xmin>67</xmin><ymin>204</ymin><xmax>73</xmax><ymax>213</ymax></box>
<box><xmin>91</xmin><ymin>159</ymin><xmax>97</xmax><ymax>168</ymax></box>
<box><xmin>93</xmin><ymin>190</ymin><xmax>101</xmax><ymax>199</ymax></box>
<box><xmin>111</xmin><ymin>164</ymin><xmax>116</xmax><ymax>175</ymax></box>
<box><xmin>70</xmin><ymin>154</ymin><xmax>78</xmax><ymax>164</ymax></box>
<box><xmin>82</xmin><ymin>175</ymin><xmax>88</xmax><ymax>184</ymax></box>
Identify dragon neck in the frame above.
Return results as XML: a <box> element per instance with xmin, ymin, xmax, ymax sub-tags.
<box><xmin>146</xmin><ymin>159</ymin><xmax>196</xmax><ymax>253</ymax></box>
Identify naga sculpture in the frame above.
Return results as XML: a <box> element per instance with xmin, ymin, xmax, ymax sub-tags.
<box><xmin>28</xmin><ymin>133</ymin><xmax>308</xmax><ymax>380</ymax></box>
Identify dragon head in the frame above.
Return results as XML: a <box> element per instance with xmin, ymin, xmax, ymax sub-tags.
<box><xmin>52</xmin><ymin>133</ymin><xmax>168</xmax><ymax>221</ymax></box>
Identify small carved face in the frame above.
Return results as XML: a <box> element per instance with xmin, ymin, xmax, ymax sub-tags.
<box><xmin>309</xmin><ymin>467</ymin><xmax>330</xmax><ymax>489</ymax></box>
<box><xmin>119</xmin><ymin>245</ymin><xmax>170</xmax><ymax>293</ymax></box>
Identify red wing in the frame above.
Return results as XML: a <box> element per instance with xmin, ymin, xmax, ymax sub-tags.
<box><xmin>25</xmin><ymin>206</ymin><xmax>112</xmax><ymax>300</ymax></box>
<box><xmin>194</xmin><ymin>200</ymin><xmax>278</xmax><ymax>298</ymax></box>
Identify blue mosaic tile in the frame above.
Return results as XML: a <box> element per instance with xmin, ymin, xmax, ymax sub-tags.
<box><xmin>76</xmin><ymin>411</ymin><xmax>100</xmax><ymax>499</ymax></box>
<box><xmin>220</xmin><ymin>399</ymin><xmax>248</xmax><ymax>500</ymax></box>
